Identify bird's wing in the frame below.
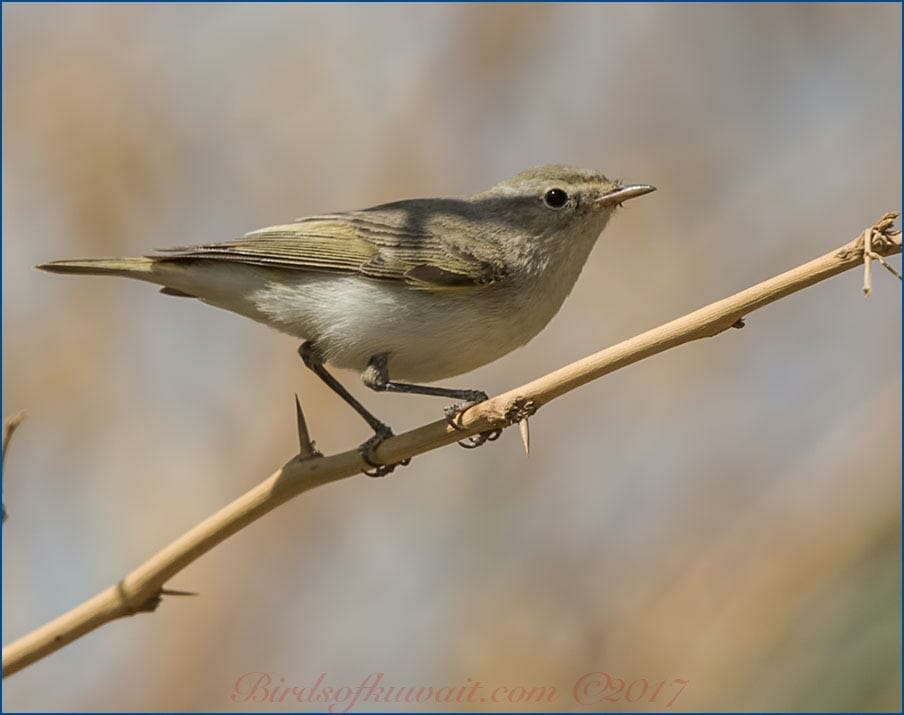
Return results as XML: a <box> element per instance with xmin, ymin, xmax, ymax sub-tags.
<box><xmin>153</xmin><ymin>212</ymin><xmax>505</xmax><ymax>292</ymax></box>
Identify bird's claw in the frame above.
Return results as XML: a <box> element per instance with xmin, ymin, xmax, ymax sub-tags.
<box><xmin>443</xmin><ymin>398</ymin><xmax>502</xmax><ymax>449</ymax></box>
<box><xmin>358</xmin><ymin>427</ymin><xmax>410</xmax><ymax>478</ymax></box>
<box><xmin>457</xmin><ymin>429</ymin><xmax>503</xmax><ymax>449</ymax></box>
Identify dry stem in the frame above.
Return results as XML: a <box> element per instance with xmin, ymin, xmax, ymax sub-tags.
<box><xmin>2</xmin><ymin>214</ymin><xmax>899</xmax><ymax>677</ymax></box>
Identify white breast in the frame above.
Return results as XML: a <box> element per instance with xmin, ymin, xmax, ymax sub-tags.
<box><xmin>247</xmin><ymin>274</ymin><xmax>537</xmax><ymax>381</ymax></box>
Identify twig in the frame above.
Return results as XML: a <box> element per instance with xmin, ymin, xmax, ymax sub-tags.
<box><xmin>2</xmin><ymin>412</ymin><xmax>25</xmax><ymax>467</ymax></box>
<box><xmin>863</xmin><ymin>224</ymin><xmax>873</xmax><ymax>295</ymax></box>
<box><xmin>2</xmin><ymin>214</ymin><xmax>899</xmax><ymax>677</ymax></box>
<box><xmin>2</xmin><ymin>411</ymin><xmax>26</xmax><ymax>523</ymax></box>
<box><xmin>869</xmin><ymin>252</ymin><xmax>903</xmax><ymax>280</ymax></box>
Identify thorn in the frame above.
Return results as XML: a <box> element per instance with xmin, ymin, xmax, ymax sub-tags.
<box><xmin>519</xmin><ymin>418</ymin><xmax>530</xmax><ymax>455</ymax></box>
<box><xmin>159</xmin><ymin>588</ymin><xmax>198</xmax><ymax>597</ymax></box>
<box><xmin>294</xmin><ymin>394</ymin><xmax>321</xmax><ymax>461</ymax></box>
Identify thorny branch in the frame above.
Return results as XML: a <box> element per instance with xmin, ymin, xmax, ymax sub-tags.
<box><xmin>2</xmin><ymin>213</ymin><xmax>900</xmax><ymax>677</ymax></box>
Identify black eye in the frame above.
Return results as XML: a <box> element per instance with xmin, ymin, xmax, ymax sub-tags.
<box><xmin>543</xmin><ymin>188</ymin><xmax>568</xmax><ymax>208</ymax></box>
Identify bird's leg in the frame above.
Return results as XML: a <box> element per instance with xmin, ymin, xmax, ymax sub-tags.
<box><xmin>299</xmin><ymin>342</ymin><xmax>388</xmax><ymax>433</ymax></box>
<box><xmin>363</xmin><ymin>353</ymin><xmax>502</xmax><ymax>449</ymax></box>
<box><xmin>298</xmin><ymin>342</ymin><xmax>408</xmax><ymax>477</ymax></box>
<box><xmin>363</xmin><ymin>354</ymin><xmax>487</xmax><ymax>402</ymax></box>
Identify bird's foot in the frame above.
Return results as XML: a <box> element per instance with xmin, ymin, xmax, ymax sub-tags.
<box><xmin>358</xmin><ymin>425</ymin><xmax>410</xmax><ymax>478</ymax></box>
<box><xmin>443</xmin><ymin>392</ymin><xmax>503</xmax><ymax>449</ymax></box>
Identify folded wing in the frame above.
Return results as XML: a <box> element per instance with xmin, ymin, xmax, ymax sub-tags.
<box><xmin>154</xmin><ymin>211</ymin><xmax>505</xmax><ymax>292</ymax></box>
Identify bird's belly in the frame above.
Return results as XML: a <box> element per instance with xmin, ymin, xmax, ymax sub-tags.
<box><xmin>249</xmin><ymin>273</ymin><xmax>555</xmax><ymax>382</ymax></box>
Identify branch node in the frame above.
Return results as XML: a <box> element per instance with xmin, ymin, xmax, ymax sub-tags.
<box><xmin>837</xmin><ymin>211</ymin><xmax>900</xmax><ymax>260</ymax></box>
<box><xmin>503</xmin><ymin>397</ymin><xmax>538</xmax><ymax>424</ymax></box>
<box><xmin>133</xmin><ymin>593</ymin><xmax>163</xmax><ymax>614</ymax></box>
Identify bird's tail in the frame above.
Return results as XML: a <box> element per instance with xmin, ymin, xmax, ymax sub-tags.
<box><xmin>35</xmin><ymin>257</ymin><xmax>156</xmax><ymax>278</ymax></box>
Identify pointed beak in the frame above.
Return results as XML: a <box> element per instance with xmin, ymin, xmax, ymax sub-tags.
<box><xmin>596</xmin><ymin>183</ymin><xmax>656</xmax><ymax>208</ymax></box>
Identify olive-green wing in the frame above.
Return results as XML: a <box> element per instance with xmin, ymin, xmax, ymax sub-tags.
<box><xmin>154</xmin><ymin>212</ymin><xmax>505</xmax><ymax>291</ymax></box>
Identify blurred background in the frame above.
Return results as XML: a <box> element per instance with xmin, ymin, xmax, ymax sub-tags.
<box><xmin>2</xmin><ymin>4</ymin><xmax>901</xmax><ymax>711</ymax></box>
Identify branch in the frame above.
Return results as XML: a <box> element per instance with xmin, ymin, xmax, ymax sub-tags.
<box><xmin>3</xmin><ymin>214</ymin><xmax>899</xmax><ymax>677</ymax></box>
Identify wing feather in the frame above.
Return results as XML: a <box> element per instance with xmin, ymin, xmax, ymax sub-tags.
<box><xmin>153</xmin><ymin>212</ymin><xmax>505</xmax><ymax>291</ymax></box>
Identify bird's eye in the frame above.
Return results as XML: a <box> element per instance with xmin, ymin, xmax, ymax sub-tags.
<box><xmin>543</xmin><ymin>188</ymin><xmax>568</xmax><ymax>209</ymax></box>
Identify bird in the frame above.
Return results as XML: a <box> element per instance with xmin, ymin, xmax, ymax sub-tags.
<box><xmin>37</xmin><ymin>165</ymin><xmax>655</xmax><ymax>474</ymax></box>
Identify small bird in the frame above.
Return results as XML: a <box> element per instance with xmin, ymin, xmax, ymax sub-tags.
<box><xmin>38</xmin><ymin>165</ymin><xmax>654</xmax><ymax>474</ymax></box>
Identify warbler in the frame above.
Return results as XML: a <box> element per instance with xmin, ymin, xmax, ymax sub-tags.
<box><xmin>38</xmin><ymin>165</ymin><xmax>654</xmax><ymax>474</ymax></box>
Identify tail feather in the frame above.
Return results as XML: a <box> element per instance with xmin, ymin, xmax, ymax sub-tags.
<box><xmin>35</xmin><ymin>257</ymin><xmax>155</xmax><ymax>277</ymax></box>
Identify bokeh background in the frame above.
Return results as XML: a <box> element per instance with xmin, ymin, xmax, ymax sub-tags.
<box><xmin>2</xmin><ymin>4</ymin><xmax>901</xmax><ymax>711</ymax></box>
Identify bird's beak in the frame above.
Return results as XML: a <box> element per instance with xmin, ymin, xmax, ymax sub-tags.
<box><xmin>596</xmin><ymin>184</ymin><xmax>656</xmax><ymax>208</ymax></box>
